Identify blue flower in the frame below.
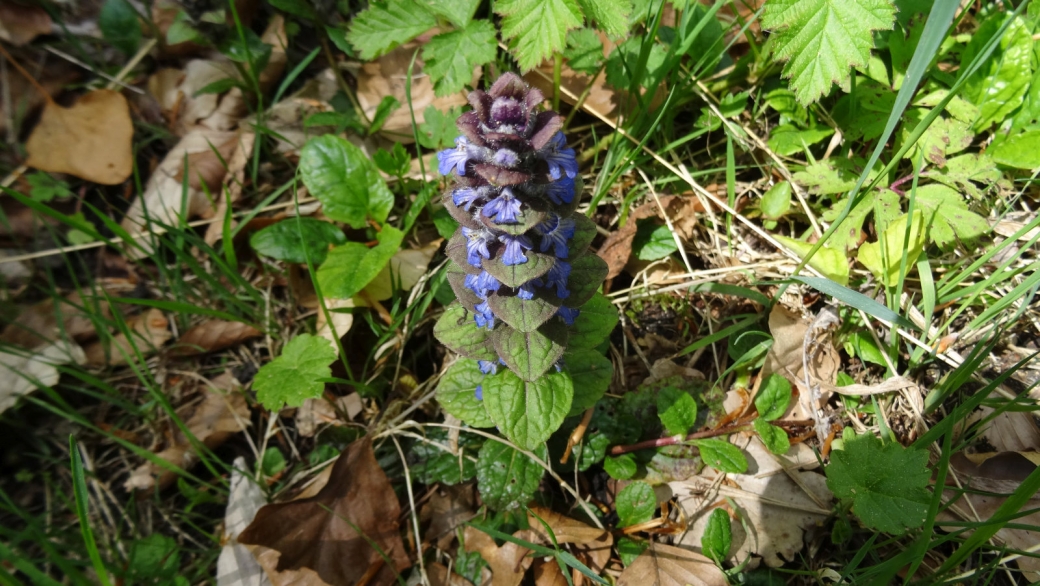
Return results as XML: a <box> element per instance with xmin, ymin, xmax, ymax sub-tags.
<box><xmin>474</xmin><ymin>300</ymin><xmax>495</xmax><ymax>329</ymax></box>
<box><xmin>500</xmin><ymin>233</ymin><xmax>533</xmax><ymax>266</ymax></box>
<box><xmin>478</xmin><ymin>360</ymin><xmax>498</xmax><ymax>374</ymax></box>
<box><xmin>464</xmin><ymin>271</ymin><xmax>502</xmax><ymax>299</ymax></box>
<box><xmin>492</xmin><ymin>148</ymin><xmax>520</xmax><ymax>167</ymax></box>
<box><xmin>517</xmin><ymin>282</ymin><xmax>536</xmax><ymax>300</ymax></box>
<box><xmin>556</xmin><ymin>306</ymin><xmax>580</xmax><ymax>326</ymax></box>
<box><xmin>452</xmin><ymin>187</ymin><xmax>483</xmax><ymax>211</ymax></box>
<box><xmin>539</xmin><ymin>260</ymin><xmax>571</xmax><ymax>298</ymax></box>
<box><xmin>438</xmin><ymin>136</ymin><xmax>476</xmax><ymax>176</ymax></box>
<box><xmin>482</xmin><ymin>187</ymin><xmax>522</xmax><ymax>224</ymax></box>
<box><xmin>545</xmin><ymin>176</ymin><xmax>575</xmax><ymax>205</ymax></box>
<box><xmin>542</xmin><ymin>132</ymin><xmax>578</xmax><ymax>180</ymax></box>
<box><xmin>475</xmin><ymin>384</ymin><xmax>483</xmax><ymax>401</ymax></box>
<box><xmin>534</xmin><ymin>214</ymin><xmax>575</xmax><ymax>258</ymax></box>
<box><xmin>463</xmin><ymin>227</ymin><xmax>496</xmax><ymax>268</ymax></box>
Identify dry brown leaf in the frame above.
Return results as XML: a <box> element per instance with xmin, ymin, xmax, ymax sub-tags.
<box><xmin>423</xmin><ymin>484</ymin><xmax>478</xmax><ymax>551</ymax></box>
<box><xmin>170</xmin><ymin>320</ymin><xmax>263</xmax><ymax>356</ymax></box>
<box><xmin>315</xmin><ymin>298</ymin><xmax>355</xmax><ymax>357</ymax></box>
<box><xmin>294</xmin><ymin>394</ymin><xmax>362</xmax><ymax>437</ymax></box>
<box><xmin>526</xmin><ymin>506</ymin><xmax>614</xmax><ymax>573</ymax></box>
<box><xmin>204</xmin><ymin>131</ymin><xmax>257</xmax><ymax>245</ymax></box>
<box><xmin>759</xmin><ymin>304</ymin><xmax>839</xmax><ymax>422</ymax></box>
<box><xmin>464</xmin><ymin>525</ymin><xmax>538</xmax><ymax>586</ymax></box>
<box><xmin>125</xmin><ymin>372</ymin><xmax>250</xmax><ymax>491</ymax></box>
<box><xmin>358</xmin><ymin>240</ymin><xmax>442</xmax><ymax>304</ymax></box>
<box><xmin>618</xmin><ymin>542</ymin><xmax>727</xmax><ymax>586</ymax></box>
<box><xmin>428</xmin><ymin>562</ymin><xmax>475</xmax><ymax>586</ymax></box>
<box><xmin>977</xmin><ymin>405</ymin><xmax>1040</xmax><ymax>453</ymax></box>
<box><xmin>0</xmin><ymin>340</ymin><xmax>86</xmax><ymax>415</ymax></box>
<box><xmin>26</xmin><ymin>90</ymin><xmax>133</xmax><ymax>185</ymax></box>
<box><xmin>0</xmin><ymin>0</ymin><xmax>52</xmax><ymax>45</ymax></box>
<box><xmin>597</xmin><ymin>196</ymin><xmax>677</xmax><ymax>280</ymax></box>
<box><xmin>239</xmin><ymin>437</ymin><xmax>411</xmax><ymax>586</ymax></box>
<box><xmin>531</xmin><ymin>559</ymin><xmax>569</xmax><ymax>586</ymax></box>
<box><xmin>674</xmin><ymin>436</ymin><xmax>833</xmax><ymax>568</ymax></box>
<box><xmin>84</xmin><ymin>308</ymin><xmax>171</xmax><ymax>366</ymax></box>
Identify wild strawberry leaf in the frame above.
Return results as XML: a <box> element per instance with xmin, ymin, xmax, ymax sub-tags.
<box><xmin>346</xmin><ymin>0</ymin><xmax>437</xmax><ymax>60</ymax></box>
<box><xmin>422</xmin><ymin>22</ymin><xmax>498</xmax><ymax>97</ymax></box>
<box><xmin>913</xmin><ymin>184</ymin><xmax>990</xmax><ymax>250</ymax></box>
<box><xmin>576</xmin><ymin>0</ymin><xmax>631</xmax><ymax>37</ymax></box>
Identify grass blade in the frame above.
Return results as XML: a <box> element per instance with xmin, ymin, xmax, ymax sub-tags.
<box><xmin>69</xmin><ymin>436</ymin><xmax>113</xmax><ymax>586</ymax></box>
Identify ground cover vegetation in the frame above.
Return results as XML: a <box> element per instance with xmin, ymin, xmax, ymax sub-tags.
<box><xmin>0</xmin><ymin>0</ymin><xmax>1038</xmax><ymax>583</ymax></box>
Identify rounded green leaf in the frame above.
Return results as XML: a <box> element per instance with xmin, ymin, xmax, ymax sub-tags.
<box><xmin>482</xmin><ymin>368</ymin><xmax>573</xmax><ymax>451</ymax></box>
<box><xmin>488</xmin><ymin>294</ymin><xmax>560</xmax><ymax>333</ymax></box>
<box><xmin>316</xmin><ymin>226</ymin><xmax>404</xmax><ymax>299</ymax></box>
<box><xmin>695</xmin><ymin>439</ymin><xmax>748</xmax><ymax>474</ymax></box>
<box><xmin>760</xmin><ymin>181</ymin><xmax>793</xmax><ymax>220</ymax></box>
<box><xmin>702</xmin><ymin>508</ymin><xmax>732</xmax><ymax>563</ymax></box>
<box><xmin>568</xmin><ymin>213</ymin><xmax>598</xmax><ymax>256</ymax></box>
<box><xmin>754</xmin><ymin>374</ymin><xmax>792</xmax><ymax>421</ymax></box>
<box><xmin>990</xmin><ymin>130</ymin><xmax>1040</xmax><ymax>169</ymax></box>
<box><xmin>776</xmin><ymin>235</ymin><xmax>849</xmax><ymax>286</ymax></box>
<box><xmin>476</xmin><ymin>441</ymin><xmax>547</xmax><ymax>511</ymax></box>
<box><xmin>753</xmin><ymin>418</ymin><xmax>791</xmax><ymax>455</ymax></box>
<box><xmin>433</xmin><ymin>303</ymin><xmax>498</xmax><ymax>362</ymax></box>
<box><xmin>563</xmin><ymin>253</ymin><xmax>609</xmax><ymax>308</ymax></box>
<box><xmin>564</xmin><ymin>349</ymin><xmax>613</xmax><ymax>416</ymax></box>
<box><xmin>568</xmin><ymin>293</ymin><xmax>619</xmax><ymax>349</ymax></box>
<box><xmin>657</xmin><ymin>387</ymin><xmax>697</xmax><ymax>436</ymax></box>
<box><xmin>492</xmin><ymin>321</ymin><xmax>568</xmax><ymax>382</ymax></box>
<box><xmin>100</xmin><ymin>0</ymin><xmax>142</xmax><ymax>56</ymax></box>
<box><xmin>632</xmin><ymin>221</ymin><xmax>678</xmax><ymax>261</ymax></box>
<box><xmin>250</xmin><ymin>218</ymin><xmax>346</xmax><ymax>264</ymax></box>
<box><xmin>299</xmin><ymin>135</ymin><xmax>394</xmax><ymax>229</ymax></box>
<box><xmin>253</xmin><ymin>334</ymin><xmax>336</xmax><ymax>411</ymax></box>
<box><xmin>604</xmin><ymin>454</ymin><xmax>637</xmax><ymax>480</ymax></box>
<box><xmin>616</xmin><ymin>481</ymin><xmax>656</xmax><ymax>528</ymax></box>
<box><xmin>436</xmin><ymin>359</ymin><xmax>494</xmax><ymax>428</ymax></box>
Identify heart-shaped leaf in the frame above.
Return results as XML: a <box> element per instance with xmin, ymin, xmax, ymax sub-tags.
<box><xmin>476</xmin><ymin>441</ymin><xmax>548</xmax><ymax>510</ymax></box>
<box><xmin>250</xmin><ymin>218</ymin><xmax>346</xmax><ymax>265</ymax></box>
<box><xmin>563</xmin><ymin>253</ymin><xmax>609</xmax><ymax>308</ymax></box>
<box><xmin>564</xmin><ymin>349</ymin><xmax>612</xmax><ymax>416</ymax></box>
<box><xmin>488</xmin><ymin>293</ymin><xmax>561</xmax><ymax>332</ymax></box>
<box><xmin>433</xmin><ymin>302</ymin><xmax>498</xmax><ymax>362</ymax></box>
<box><xmin>316</xmin><ymin>226</ymin><xmax>404</xmax><ymax>299</ymax></box>
<box><xmin>436</xmin><ymin>358</ymin><xmax>494</xmax><ymax>428</ymax></box>
<box><xmin>492</xmin><ymin>320</ymin><xmax>568</xmax><ymax>381</ymax></box>
<box><xmin>567</xmin><ymin>293</ymin><xmax>618</xmax><ymax>349</ymax></box>
<box><xmin>299</xmin><ymin>135</ymin><xmax>394</xmax><ymax>229</ymax></box>
<box><xmin>482</xmin><ymin>368</ymin><xmax>573</xmax><ymax>450</ymax></box>
<box><xmin>479</xmin><ymin>204</ymin><xmax>545</xmax><ymax>236</ymax></box>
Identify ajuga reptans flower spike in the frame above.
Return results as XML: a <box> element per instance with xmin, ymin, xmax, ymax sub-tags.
<box><xmin>432</xmin><ymin>74</ymin><xmax>618</xmax><ymax>450</ymax></box>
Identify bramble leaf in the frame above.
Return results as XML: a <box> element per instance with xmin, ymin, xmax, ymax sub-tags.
<box><xmin>482</xmin><ymin>368</ymin><xmax>573</xmax><ymax>450</ymax></box>
<box><xmin>567</xmin><ymin>293</ymin><xmax>619</xmax><ymax>349</ymax></box>
<box><xmin>423</xmin><ymin>22</ymin><xmax>498</xmax><ymax>97</ymax></box>
<box><xmin>826</xmin><ymin>432</ymin><xmax>930</xmax><ymax>534</ymax></box>
<box><xmin>316</xmin><ymin>226</ymin><xmax>404</xmax><ymax>299</ymax></box>
<box><xmin>564</xmin><ymin>348</ymin><xmax>612</xmax><ymax>416</ymax></box>
<box><xmin>436</xmin><ymin>358</ymin><xmax>495</xmax><ymax>428</ymax></box>
<box><xmin>422</xmin><ymin>0</ymin><xmax>481</xmax><ymax>27</ymax></box>
<box><xmin>616</xmin><ymin>481</ymin><xmax>656</xmax><ymax>527</ymax></box>
<box><xmin>657</xmin><ymin>387</ymin><xmax>697</xmax><ymax>436</ymax></box>
<box><xmin>761</xmin><ymin>0</ymin><xmax>896</xmax><ymax>105</ymax></box>
<box><xmin>299</xmin><ymin>135</ymin><xmax>394</xmax><ymax>229</ymax></box>
<box><xmin>564</xmin><ymin>28</ymin><xmax>604</xmax><ymax>75</ymax></box>
<box><xmin>346</xmin><ymin>0</ymin><xmax>437</xmax><ymax>60</ymax></box>
<box><xmin>497</xmin><ymin>0</ymin><xmax>583</xmax><ymax>71</ymax></box>
<box><xmin>695</xmin><ymin>439</ymin><xmax>748</xmax><ymax>474</ymax></box>
<box><xmin>960</xmin><ymin>13</ymin><xmax>1033</xmax><ymax>132</ymax></box>
<box><xmin>250</xmin><ymin>218</ymin><xmax>346</xmax><ymax>265</ymax></box>
<box><xmin>253</xmin><ymin>334</ymin><xmax>337</xmax><ymax>411</ymax></box>
<box><xmin>754</xmin><ymin>374</ymin><xmax>791</xmax><ymax>421</ymax></box>
<box><xmin>857</xmin><ymin>211</ymin><xmax>926</xmax><ymax>287</ymax></box>
<box><xmin>576</xmin><ymin>0</ymin><xmax>631</xmax><ymax>37</ymax></box>
<box><xmin>476</xmin><ymin>441</ymin><xmax>547</xmax><ymax>510</ymax></box>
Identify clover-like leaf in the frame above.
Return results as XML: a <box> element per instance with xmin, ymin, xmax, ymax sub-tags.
<box><xmin>476</xmin><ymin>441</ymin><xmax>547</xmax><ymax>510</ymax></box>
<box><xmin>492</xmin><ymin>320</ymin><xmax>568</xmax><ymax>382</ymax></box>
<box><xmin>567</xmin><ymin>293</ymin><xmax>618</xmax><ymax>349</ymax></box>
<box><xmin>695</xmin><ymin>439</ymin><xmax>748</xmax><ymax>474</ymax></box>
<box><xmin>482</xmin><ymin>368</ymin><xmax>573</xmax><ymax>450</ymax></box>
<box><xmin>488</xmin><ymin>294</ymin><xmax>560</xmax><ymax>333</ymax></box>
<box><xmin>253</xmin><ymin>334</ymin><xmax>337</xmax><ymax>411</ymax></box>
<box><xmin>564</xmin><ymin>348</ymin><xmax>612</xmax><ymax>416</ymax></box>
<box><xmin>433</xmin><ymin>303</ymin><xmax>499</xmax><ymax>362</ymax></box>
<box><xmin>436</xmin><ymin>358</ymin><xmax>494</xmax><ymax>428</ymax></box>
<box><xmin>316</xmin><ymin>226</ymin><xmax>404</xmax><ymax>299</ymax></box>
<box><xmin>299</xmin><ymin>135</ymin><xmax>395</xmax><ymax>229</ymax></box>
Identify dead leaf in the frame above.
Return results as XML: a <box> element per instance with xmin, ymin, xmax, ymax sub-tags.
<box><xmin>217</xmin><ymin>456</ymin><xmax>272</xmax><ymax>586</ymax></box>
<box><xmin>674</xmin><ymin>436</ymin><xmax>833</xmax><ymax>567</ymax></box>
<box><xmin>125</xmin><ymin>372</ymin><xmax>250</xmax><ymax>491</ymax></box>
<box><xmin>617</xmin><ymin>542</ymin><xmax>727</xmax><ymax>586</ymax></box>
<box><xmin>464</xmin><ymin>525</ymin><xmax>538</xmax><ymax>586</ymax></box>
<box><xmin>0</xmin><ymin>0</ymin><xmax>52</xmax><ymax>45</ymax></box>
<box><xmin>598</xmin><ymin>197</ymin><xmax>676</xmax><ymax>280</ymax></box>
<box><xmin>84</xmin><ymin>308</ymin><xmax>171</xmax><ymax>366</ymax></box>
<box><xmin>422</xmin><ymin>484</ymin><xmax>478</xmax><ymax>551</ymax></box>
<box><xmin>358</xmin><ymin>240</ymin><xmax>442</xmax><ymax>304</ymax></box>
<box><xmin>822</xmin><ymin>375</ymin><xmax>918</xmax><ymax>397</ymax></box>
<box><xmin>526</xmin><ymin>506</ymin><xmax>613</xmax><ymax>573</ymax></box>
<box><xmin>759</xmin><ymin>304</ymin><xmax>839</xmax><ymax>423</ymax></box>
<box><xmin>0</xmin><ymin>340</ymin><xmax>86</xmax><ymax>415</ymax></box>
<box><xmin>428</xmin><ymin>562</ymin><xmax>475</xmax><ymax>586</ymax></box>
<box><xmin>643</xmin><ymin>359</ymin><xmax>706</xmax><ymax>385</ymax></box>
<box><xmin>294</xmin><ymin>394</ymin><xmax>362</xmax><ymax>437</ymax></box>
<box><xmin>977</xmin><ymin>400</ymin><xmax>1040</xmax><ymax>453</ymax></box>
<box><xmin>204</xmin><ymin>131</ymin><xmax>257</xmax><ymax>245</ymax></box>
<box><xmin>170</xmin><ymin>320</ymin><xmax>263</xmax><ymax>356</ymax></box>
<box><xmin>531</xmin><ymin>559</ymin><xmax>569</xmax><ymax>586</ymax></box>
<box><xmin>238</xmin><ymin>437</ymin><xmax>411</xmax><ymax>586</ymax></box>
<box><xmin>26</xmin><ymin>90</ymin><xmax>133</xmax><ymax>185</ymax></box>
<box><xmin>315</xmin><ymin>298</ymin><xmax>355</xmax><ymax>357</ymax></box>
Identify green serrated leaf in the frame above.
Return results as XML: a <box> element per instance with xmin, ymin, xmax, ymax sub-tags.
<box><xmin>347</xmin><ymin>0</ymin><xmax>437</xmax><ymax>60</ymax></box>
<box><xmin>820</xmin><ymin>188</ymin><xmax>899</xmax><ymax>253</ymax></box>
<box><xmin>932</xmin><ymin>153</ymin><xmax>1001</xmax><ymax>199</ymax></box>
<box><xmin>433</xmin><ymin>303</ymin><xmax>499</xmax><ymax>362</ymax></box>
<box><xmin>436</xmin><ymin>359</ymin><xmax>495</xmax><ymax>427</ymax></box>
<box><xmin>417</xmin><ymin>105</ymin><xmax>462</xmax><ymax>150</ymax></box>
<box><xmin>484</xmin><ymin>250</ymin><xmax>555</xmax><ymax>288</ymax></box>
<box><xmin>577</xmin><ymin>0</ymin><xmax>632</xmax><ymax>37</ymax></box>
<box><xmin>493</xmin><ymin>321</ymin><xmax>568</xmax><ymax>382</ymax></box>
<box><xmin>695</xmin><ymin>439</ymin><xmax>748</xmax><ymax>474</ymax></box>
<box><xmin>766</xmin><ymin>124</ymin><xmax>834</xmax><ymax>156</ymax></box>
<box><xmin>656</xmin><ymin>387</ymin><xmax>697</xmax><ymax>436</ymax></box>
<box><xmin>775</xmin><ymin>236</ymin><xmax>849</xmax><ymax>286</ymax></box>
<box><xmin>761</xmin><ymin>0</ymin><xmax>896</xmax><ymax>105</ymax></box>
<box><xmin>100</xmin><ymin>0</ymin><xmax>142</xmax><ymax>56</ymax></box>
<box><xmin>482</xmin><ymin>369</ymin><xmax>573</xmax><ymax>450</ymax></box>
<box><xmin>497</xmin><ymin>0</ymin><xmax>583</xmax><ymax>71</ymax></box>
<box><xmin>632</xmin><ymin>221</ymin><xmax>678</xmax><ymax>261</ymax></box>
<box><xmin>249</xmin><ymin>218</ymin><xmax>346</xmax><ymax>265</ymax></box>
<box><xmin>914</xmin><ymin>184</ymin><xmax>990</xmax><ymax>250</ymax></box>
<box><xmin>857</xmin><ymin>210</ymin><xmax>926</xmax><ymax>287</ymax></box>
<box><xmin>421</xmin><ymin>0</ymin><xmax>481</xmax><ymax>26</ymax></box>
<box><xmin>604</xmin><ymin>454</ymin><xmax>637</xmax><ymax>479</ymax></box>
<box><xmin>755</xmin><ymin>374</ymin><xmax>791</xmax><ymax>421</ymax></box>
<box><xmin>616</xmin><ymin>481</ymin><xmax>656</xmax><ymax>527</ymax></box>
<box><xmin>902</xmin><ymin>113</ymin><xmax>972</xmax><ymax>169</ymax></box>
<box><xmin>564</xmin><ymin>28</ymin><xmax>605</xmax><ymax>75</ymax></box>
<box><xmin>476</xmin><ymin>441</ymin><xmax>547</xmax><ymax>510</ymax></box>
<box><xmin>795</xmin><ymin>159</ymin><xmax>860</xmax><ymax>195</ymax></box>
<box><xmin>753</xmin><ymin>418</ymin><xmax>791</xmax><ymax>455</ymax></box>
<box><xmin>832</xmin><ymin>83</ymin><xmax>895</xmax><ymax>141</ymax></box>
<box><xmin>960</xmin><ymin>13</ymin><xmax>1033</xmax><ymax>132</ymax></box>
<box><xmin>564</xmin><ymin>348</ymin><xmax>612</xmax><ymax>416</ymax></box>
<box><xmin>253</xmin><ymin>334</ymin><xmax>336</xmax><ymax>411</ymax></box>
<box><xmin>299</xmin><ymin>135</ymin><xmax>394</xmax><ymax>229</ymax></box>
<box><xmin>826</xmin><ymin>432</ymin><xmax>930</xmax><ymax>534</ymax></box>
<box><xmin>702</xmin><ymin>508</ymin><xmax>732</xmax><ymax>563</ymax></box>
<box><xmin>563</xmin><ymin>253</ymin><xmax>609</xmax><ymax>308</ymax></box>
<box><xmin>422</xmin><ymin>22</ymin><xmax>498</xmax><ymax>97</ymax></box>
<box><xmin>489</xmin><ymin>294</ymin><xmax>560</xmax><ymax>333</ymax></box>
<box><xmin>411</xmin><ymin>429</ymin><xmax>482</xmax><ymax>484</ymax></box>
<box><xmin>316</xmin><ymin>226</ymin><xmax>403</xmax><ymax>299</ymax></box>
<box><xmin>373</xmin><ymin>143</ymin><xmax>411</xmax><ymax>177</ymax></box>
<box><xmin>568</xmin><ymin>293</ymin><xmax>619</xmax><ymax>349</ymax></box>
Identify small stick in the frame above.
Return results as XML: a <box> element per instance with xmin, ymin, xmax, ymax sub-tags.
<box><xmin>560</xmin><ymin>407</ymin><xmax>594</xmax><ymax>464</ymax></box>
<box><xmin>0</xmin><ymin>42</ymin><xmax>55</xmax><ymax>105</ymax></box>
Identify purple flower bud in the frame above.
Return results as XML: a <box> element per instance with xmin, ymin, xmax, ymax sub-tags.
<box><xmin>542</xmin><ymin>132</ymin><xmax>578</xmax><ymax>180</ymax></box>
<box><xmin>490</xmin><ymin>96</ymin><xmax>525</xmax><ymax>127</ymax></box>
<box><xmin>545</xmin><ymin>176</ymin><xmax>576</xmax><ymax>205</ymax></box>
<box><xmin>517</xmin><ymin>282</ymin><xmax>536</xmax><ymax>300</ymax></box>
<box><xmin>463</xmin><ymin>227</ymin><xmax>496</xmax><ymax>268</ymax></box>
<box><xmin>556</xmin><ymin>306</ymin><xmax>580</xmax><ymax>326</ymax></box>
<box><xmin>499</xmin><ymin>233</ymin><xmax>533</xmax><ymax>266</ymax></box>
<box><xmin>482</xmin><ymin>187</ymin><xmax>523</xmax><ymax>224</ymax></box>
<box><xmin>539</xmin><ymin>260</ymin><xmax>571</xmax><ymax>298</ymax></box>
<box><xmin>534</xmin><ymin>214</ymin><xmax>575</xmax><ymax>258</ymax></box>
<box><xmin>452</xmin><ymin>187</ymin><xmax>483</xmax><ymax>211</ymax></box>
<box><xmin>492</xmin><ymin>148</ymin><xmax>520</xmax><ymax>167</ymax></box>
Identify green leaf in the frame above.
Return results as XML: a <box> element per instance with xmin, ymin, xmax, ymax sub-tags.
<box><xmin>760</xmin><ymin>181</ymin><xmax>792</xmax><ymax>221</ymax></box>
<box><xmin>989</xmin><ymin>130</ymin><xmax>1040</xmax><ymax>170</ymax></box>
<box><xmin>221</xmin><ymin>29</ymin><xmax>272</xmax><ymax>72</ymax></box>
<box><xmin>913</xmin><ymin>184</ymin><xmax>990</xmax><ymax>250</ymax></box>
<box><xmin>605</xmin><ymin>36</ymin><xmax>668</xmax><ymax>90</ymax></box>
<box><xmin>316</xmin><ymin>226</ymin><xmax>404</xmax><ymax>299</ymax></box>
<box><xmin>249</xmin><ymin>218</ymin><xmax>346</xmax><ymax>265</ymax></box>
<box><xmin>421</xmin><ymin>0</ymin><xmax>482</xmax><ymax>27</ymax></box>
<box><xmin>100</xmin><ymin>0</ymin><xmax>142</xmax><ymax>56</ymax></box>
<box><xmin>576</xmin><ymin>0</ymin><xmax>631</xmax><ymax>37</ymax></box>
<box><xmin>701</xmin><ymin>508</ymin><xmax>732</xmax><ymax>564</ymax></box>
<box><xmin>569</xmin><ymin>213</ymin><xmax>599</xmax><ymax>256</ymax></box>
<box><xmin>417</xmin><ymin>106</ymin><xmax>462</xmax><ymax>150</ymax></box>
<box><xmin>436</xmin><ymin>358</ymin><xmax>495</xmax><ymax>427</ymax></box>
<box><xmin>563</xmin><ymin>253</ymin><xmax>609</xmax><ymax>308</ymax></box>
<box><xmin>766</xmin><ymin>124</ymin><xmax>834</xmax><ymax>156</ymax></box>
<box><xmin>483</xmin><ymin>369</ymin><xmax>573</xmax><ymax>450</ymax></box>
<box><xmin>423</xmin><ymin>22</ymin><xmax>498</xmax><ymax>97</ymax></box>
<box><xmin>325</xmin><ymin>25</ymin><xmax>355</xmax><ymax>57</ymax></box>
<box><xmin>346</xmin><ymin>0</ymin><xmax>437</xmax><ymax>60</ymax></box>
<box><xmin>695</xmin><ymin>439</ymin><xmax>748</xmax><ymax>474</ymax></box>
<box><xmin>656</xmin><ymin>387</ymin><xmax>697</xmax><ymax>436</ymax></box>
<box><xmin>826</xmin><ymin>432</ymin><xmax>930</xmax><ymax>534</ymax></box>
<box><xmin>564</xmin><ymin>28</ymin><xmax>605</xmax><ymax>75</ymax></box>
<box><xmin>565</xmin><ymin>348</ymin><xmax>613</xmax><ymax>416</ymax></box>
<box><xmin>493</xmin><ymin>321</ymin><xmax>568</xmax><ymax>382</ymax></box>
<box><xmin>368</xmin><ymin>96</ymin><xmax>401</xmax><ymax>135</ymax></box>
<box><xmin>616</xmin><ymin>537</ymin><xmax>648</xmax><ymax>567</ymax></box>
<box><xmin>304</xmin><ymin>111</ymin><xmax>365</xmax><ymax>134</ymax></box>
<box><xmin>931</xmin><ymin>153</ymin><xmax>1002</xmax><ymax>199</ymax></box>
<box><xmin>761</xmin><ymin>0</ymin><xmax>897</xmax><ymax>105</ymax></box>
<box><xmin>497</xmin><ymin>0</ymin><xmax>583</xmax><ymax>71</ymax></box>
<box><xmin>193</xmin><ymin>78</ymin><xmax>239</xmax><ymax>96</ymax></box>
<box><xmin>476</xmin><ymin>441</ymin><xmax>547</xmax><ymax>510</ymax></box>
<box><xmin>373</xmin><ymin>143</ymin><xmax>411</xmax><ymax>177</ymax></box>
<box><xmin>489</xmin><ymin>294</ymin><xmax>560</xmax><ymax>332</ymax></box>
<box><xmin>794</xmin><ymin>159</ymin><xmax>861</xmax><ymax>195</ymax></box>
<box><xmin>831</xmin><ymin>85</ymin><xmax>894</xmax><ymax>141</ymax></box>
<box><xmin>568</xmin><ymin>293</ymin><xmax>619</xmax><ymax>349</ymax></box>
<box><xmin>857</xmin><ymin>210</ymin><xmax>926</xmax><ymax>287</ymax></box>
<box><xmin>1010</xmin><ymin>68</ymin><xmax>1040</xmax><ymax>135</ymax></box>
<box><xmin>632</xmin><ymin>221</ymin><xmax>678</xmax><ymax>261</ymax></box>
<box><xmin>755</xmin><ymin>374</ymin><xmax>791</xmax><ymax>421</ymax></box>
<box><xmin>299</xmin><ymin>135</ymin><xmax>395</xmax><ymax>229</ymax></box>
<box><xmin>616</xmin><ymin>481</ymin><xmax>656</xmax><ymax>527</ymax></box>
<box><xmin>126</xmin><ymin>534</ymin><xmax>180</xmax><ymax>581</ymax></box>
<box><xmin>411</xmin><ymin>429</ymin><xmax>481</xmax><ymax>484</ymax></box>
<box><xmin>166</xmin><ymin>17</ymin><xmax>202</xmax><ymax>46</ymax></box>
<box><xmin>960</xmin><ymin>13</ymin><xmax>1034</xmax><ymax>132</ymax></box>
<box><xmin>269</xmin><ymin>0</ymin><xmax>316</xmax><ymax>19</ymax></box>
<box><xmin>261</xmin><ymin>447</ymin><xmax>287</xmax><ymax>477</ymax></box>
<box><xmin>604</xmin><ymin>454</ymin><xmax>637</xmax><ymax>479</ymax></box>
<box><xmin>483</xmin><ymin>250</ymin><xmax>555</xmax><ymax>288</ymax></box>
<box><xmin>775</xmin><ymin>236</ymin><xmax>850</xmax><ymax>286</ymax></box>
<box><xmin>846</xmin><ymin>330</ymin><xmax>886</xmax><ymax>366</ymax></box>
<box><xmin>253</xmin><ymin>334</ymin><xmax>336</xmax><ymax>411</ymax></box>
<box><xmin>791</xmin><ymin>276</ymin><xmax>920</xmax><ymax>332</ymax></box>
<box><xmin>819</xmin><ymin>187</ymin><xmax>899</xmax><ymax>253</ymax></box>
<box><xmin>902</xmin><ymin>114</ymin><xmax>972</xmax><ymax>169</ymax></box>
<box><xmin>753</xmin><ymin>418</ymin><xmax>791</xmax><ymax>455</ymax></box>
<box><xmin>26</xmin><ymin>173</ymin><xmax>73</xmax><ymax>202</ymax></box>
<box><xmin>433</xmin><ymin>303</ymin><xmax>499</xmax><ymax>362</ymax></box>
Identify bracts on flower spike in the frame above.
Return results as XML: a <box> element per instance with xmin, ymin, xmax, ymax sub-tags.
<box><xmin>433</xmin><ymin>73</ymin><xmax>619</xmax><ymax>453</ymax></box>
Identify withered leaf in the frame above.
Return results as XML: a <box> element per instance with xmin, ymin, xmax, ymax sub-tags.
<box><xmin>170</xmin><ymin>320</ymin><xmax>262</xmax><ymax>356</ymax></box>
<box><xmin>618</xmin><ymin>542</ymin><xmax>727</xmax><ymax>586</ymax></box>
<box><xmin>526</xmin><ymin>506</ymin><xmax>613</xmax><ymax>573</ymax></box>
<box><xmin>597</xmin><ymin>196</ymin><xmax>678</xmax><ymax>280</ymax></box>
<box><xmin>464</xmin><ymin>525</ymin><xmax>538</xmax><ymax>586</ymax></box>
<box><xmin>239</xmin><ymin>437</ymin><xmax>410</xmax><ymax>586</ymax></box>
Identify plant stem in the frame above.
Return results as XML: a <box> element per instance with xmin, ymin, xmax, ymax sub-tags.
<box><xmin>320</xmin><ymin>34</ymin><xmax>371</xmax><ymax>127</ymax></box>
<box><xmin>608</xmin><ymin>419</ymin><xmax>814</xmax><ymax>456</ymax></box>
